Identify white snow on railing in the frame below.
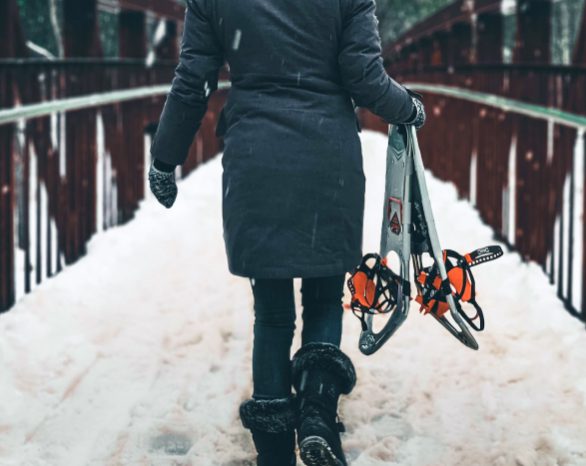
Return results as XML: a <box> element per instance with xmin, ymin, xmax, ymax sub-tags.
<box><xmin>0</xmin><ymin>81</ymin><xmax>232</xmax><ymax>126</ymax></box>
<box><xmin>3</xmin><ymin>80</ymin><xmax>583</xmax><ymax>130</ymax></box>
<box><xmin>407</xmin><ymin>83</ymin><xmax>586</xmax><ymax>130</ymax></box>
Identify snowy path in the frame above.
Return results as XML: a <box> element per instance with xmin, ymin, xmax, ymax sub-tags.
<box><xmin>1</xmin><ymin>130</ymin><xmax>586</xmax><ymax>466</ymax></box>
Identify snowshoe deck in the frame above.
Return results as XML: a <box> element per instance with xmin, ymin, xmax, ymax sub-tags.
<box><xmin>300</xmin><ymin>436</ymin><xmax>345</xmax><ymax>466</ymax></box>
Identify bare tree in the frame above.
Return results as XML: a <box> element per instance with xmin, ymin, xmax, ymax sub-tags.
<box><xmin>49</xmin><ymin>0</ymin><xmax>63</xmax><ymax>57</ymax></box>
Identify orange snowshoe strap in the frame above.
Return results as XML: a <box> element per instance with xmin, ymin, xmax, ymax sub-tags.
<box><xmin>416</xmin><ymin>246</ymin><xmax>503</xmax><ymax>331</ymax></box>
<box><xmin>347</xmin><ymin>253</ymin><xmax>408</xmax><ymax>331</ymax></box>
<box><xmin>351</xmin><ymin>270</ymin><xmax>377</xmax><ymax>308</ymax></box>
<box><xmin>415</xmin><ymin>294</ymin><xmax>450</xmax><ymax>317</ymax></box>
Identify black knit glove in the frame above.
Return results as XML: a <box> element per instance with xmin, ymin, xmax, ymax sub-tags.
<box><xmin>404</xmin><ymin>90</ymin><xmax>426</xmax><ymax>130</ymax></box>
<box><xmin>148</xmin><ymin>161</ymin><xmax>177</xmax><ymax>209</ymax></box>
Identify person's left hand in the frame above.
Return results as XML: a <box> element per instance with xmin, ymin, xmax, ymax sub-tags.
<box><xmin>148</xmin><ymin>162</ymin><xmax>178</xmax><ymax>208</ymax></box>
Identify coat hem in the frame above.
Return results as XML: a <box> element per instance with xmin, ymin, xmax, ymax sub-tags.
<box><xmin>227</xmin><ymin>256</ymin><xmax>361</xmax><ymax>279</ymax></box>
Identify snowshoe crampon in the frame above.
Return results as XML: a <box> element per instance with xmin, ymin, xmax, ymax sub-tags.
<box><xmin>415</xmin><ymin>246</ymin><xmax>503</xmax><ymax>330</ymax></box>
<box><xmin>347</xmin><ymin>253</ymin><xmax>410</xmax><ymax>355</ymax></box>
<box><xmin>347</xmin><ymin>125</ymin><xmax>503</xmax><ymax>354</ymax></box>
<box><xmin>346</xmin><ymin>253</ymin><xmax>404</xmax><ymax>320</ymax></box>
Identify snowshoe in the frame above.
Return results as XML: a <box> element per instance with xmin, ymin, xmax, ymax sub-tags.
<box><xmin>347</xmin><ymin>125</ymin><xmax>503</xmax><ymax>354</ymax></box>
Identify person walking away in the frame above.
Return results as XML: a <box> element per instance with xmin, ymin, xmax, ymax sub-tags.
<box><xmin>148</xmin><ymin>0</ymin><xmax>426</xmax><ymax>464</ymax></box>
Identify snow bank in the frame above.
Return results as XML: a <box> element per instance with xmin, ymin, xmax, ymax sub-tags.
<box><xmin>1</xmin><ymin>130</ymin><xmax>585</xmax><ymax>466</ymax></box>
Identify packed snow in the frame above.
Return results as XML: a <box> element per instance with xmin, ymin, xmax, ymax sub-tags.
<box><xmin>1</xmin><ymin>130</ymin><xmax>586</xmax><ymax>466</ymax></box>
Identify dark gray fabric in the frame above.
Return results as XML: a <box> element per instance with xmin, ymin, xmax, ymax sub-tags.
<box><xmin>250</xmin><ymin>275</ymin><xmax>345</xmax><ymax>399</ymax></box>
<box><xmin>292</xmin><ymin>342</ymin><xmax>355</xmax><ymax>466</ymax></box>
<box><xmin>151</xmin><ymin>0</ymin><xmax>415</xmax><ymax>278</ymax></box>
<box><xmin>291</xmin><ymin>342</ymin><xmax>357</xmax><ymax>395</ymax></box>
<box><xmin>239</xmin><ymin>397</ymin><xmax>298</xmax><ymax>433</ymax></box>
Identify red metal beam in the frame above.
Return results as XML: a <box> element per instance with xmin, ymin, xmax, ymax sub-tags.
<box><xmin>390</xmin><ymin>0</ymin><xmax>502</xmax><ymax>54</ymax></box>
<box><xmin>474</xmin><ymin>0</ymin><xmax>503</xmax><ymax>15</ymax></box>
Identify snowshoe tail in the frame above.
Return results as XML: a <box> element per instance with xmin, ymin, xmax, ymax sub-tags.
<box><xmin>299</xmin><ymin>436</ymin><xmax>345</xmax><ymax>466</ymax></box>
<box><xmin>407</xmin><ymin>126</ymin><xmax>484</xmax><ymax>350</ymax></box>
<box><xmin>466</xmin><ymin>245</ymin><xmax>504</xmax><ymax>267</ymax></box>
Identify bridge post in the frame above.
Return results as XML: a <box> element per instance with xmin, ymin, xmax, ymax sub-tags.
<box><xmin>0</xmin><ymin>107</ymin><xmax>14</xmax><ymax>312</ymax></box>
<box><xmin>450</xmin><ymin>22</ymin><xmax>473</xmax><ymax>66</ymax></box>
<box><xmin>117</xmin><ymin>10</ymin><xmax>147</xmax><ymax>221</ymax></box>
<box><xmin>476</xmin><ymin>12</ymin><xmax>503</xmax><ymax>65</ymax></box>
<box><xmin>431</xmin><ymin>31</ymin><xmax>450</xmax><ymax>67</ymax></box>
<box><xmin>574</xmin><ymin>6</ymin><xmax>586</xmax><ymax>317</ymax></box>
<box><xmin>512</xmin><ymin>0</ymin><xmax>552</xmax><ymax>267</ymax></box>
<box><xmin>404</xmin><ymin>44</ymin><xmax>418</xmax><ymax>71</ymax></box>
<box><xmin>0</xmin><ymin>0</ymin><xmax>27</xmax><ymax>311</ymax></box>
<box><xmin>514</xmin><ymin>0</ymin><xmax>552</xmax><ymax>64</ymax></box>
<box><xmin>63</xmin><ymin>0</ymin><xmax>102</xmax><ymax>57</ymax></box>
<box><xmin>474</xmin><ymin>10</ymin><xmax>510</xmax><ymax>239</ymax></box>
<box><xmin>0</xmin><ymin>1</ymin><xmax>16</xmax><ymax>312</ymax></box>
<box><xmin>62</xmin><ymin>0</ymin><xmax>101</xmax><ymax>264</ymax></box>
<box><xmin>119</xmin><ymin>11</ymin><xmax>147</xmax><ymax>59</ymax></box>
<box><xmin>155</xmin><ymin>20</ymin><xmax>179</xmax><ymax>61</ymax></box>
<box><xmin>445</xmin><ymin>21</ymin><xmax>474</xmax><ymax>198</ymax></box>
<box><xmin>548</xmin><ymin>3</ymin><xmax>582</xmax><ymax>306</ymax></box>
<box><xmin>418</xmin><ymin>36</ymin><xmax>435</xmax><ymax>70</ymax></box>
<box><xmin>579</xmin><ymin>125</ymin><xmax>586</xmax><ymax>320</ymax></box>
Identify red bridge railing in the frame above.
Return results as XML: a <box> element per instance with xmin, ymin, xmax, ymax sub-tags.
<box><xmin>0</xmin><ymin>0</ymin><xmax>229</xmax><ymax>312</ymax></box>
<box><xmin>0</xmin><ymin>59</ymin><xmax>228</xmax><ymax>312</ymax></box>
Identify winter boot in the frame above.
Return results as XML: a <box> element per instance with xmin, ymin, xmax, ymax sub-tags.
<box><xmin>292</xmin><ymin>343</ymin><xmax>356</xmax><ymax>466</ymax></box>
<box><xmin>239</xmin><ymin>397</ymin><xmax>298</xmax><ymax>466</ymax></box>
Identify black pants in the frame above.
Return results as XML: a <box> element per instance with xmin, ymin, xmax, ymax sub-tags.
<box><xmin>250</xmin><ymin>275</ymin><xmax>345</xmax><ymax>399</ymax></box>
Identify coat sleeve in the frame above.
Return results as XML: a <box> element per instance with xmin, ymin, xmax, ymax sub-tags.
<box><xmin>151</xmin><ymin>0</ymin><xmax>224</xmax><ymax>166</ymax></box>
<box><xmin>338</xmin><ymin>0</ymin><xmax>415</xmax><ymax>124</ymax></box>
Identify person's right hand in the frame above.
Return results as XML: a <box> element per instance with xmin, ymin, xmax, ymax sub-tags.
<box><xmin>148</xmin><ymin>161</ymin><xmax>178</xmax><ymax>209</ymax></box>
<box><xmin>405</xmin><ymin>90</ymin><xmax>426</xmax><ymax>130</ymax></box>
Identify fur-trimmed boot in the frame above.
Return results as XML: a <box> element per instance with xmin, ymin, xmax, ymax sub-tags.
<box><xmin>292</xmin><ymin>343</ymin><xmax>356</xmax><ymax>466</ymax></box>
<box><xmin>239</xmin><ymin>397</ymin><xmax>297</xmax><ymax>466</ymax></box>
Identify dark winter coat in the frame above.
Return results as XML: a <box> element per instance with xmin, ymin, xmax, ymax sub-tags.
<box><xmin>151</xmin><ymin>0</ymin><xmax>415</xmax><ymax>279</ymax></box>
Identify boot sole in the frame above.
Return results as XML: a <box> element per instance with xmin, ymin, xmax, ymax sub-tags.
<box><xmin>300</xmin><ymin>436</ymin><xmax>344</xmax><ymax>466</ymax></box>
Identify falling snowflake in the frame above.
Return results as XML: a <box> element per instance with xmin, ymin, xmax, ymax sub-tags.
<box><xmin>232</xmin><ymin>30</ymin><xmax>242</xmax><ymax>51</ymax></box>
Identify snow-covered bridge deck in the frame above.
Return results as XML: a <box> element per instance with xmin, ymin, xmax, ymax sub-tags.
<box><xmin>1</xmin><ymin>131</ymin><xmax>585</xmax><ymax>466</ymax></box>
